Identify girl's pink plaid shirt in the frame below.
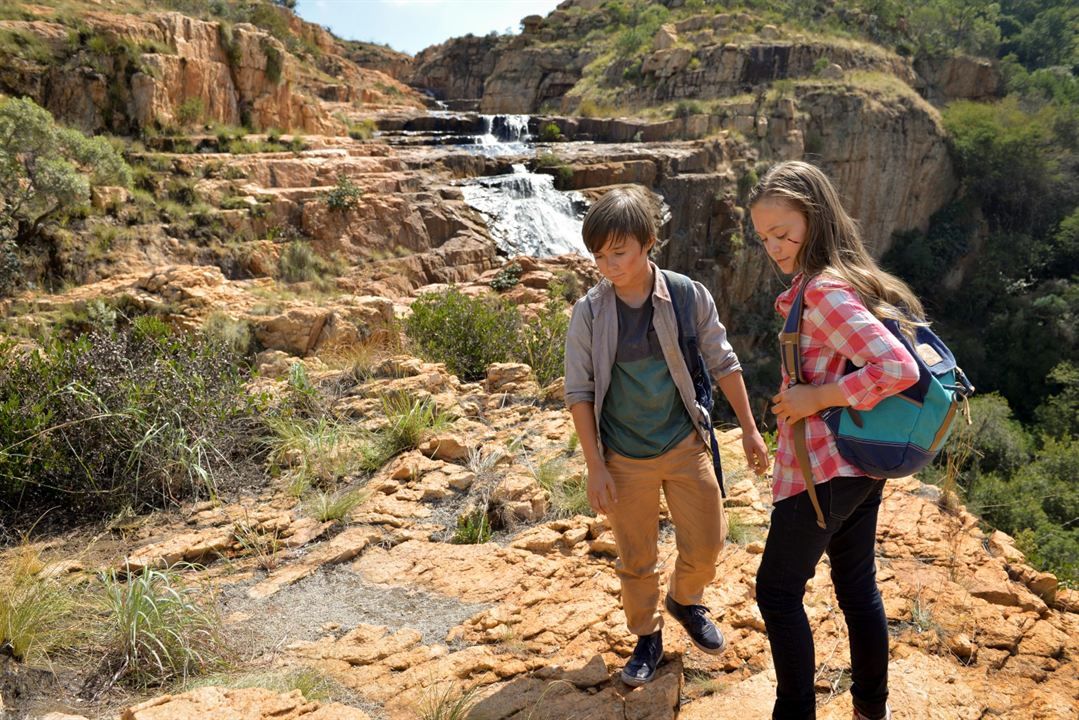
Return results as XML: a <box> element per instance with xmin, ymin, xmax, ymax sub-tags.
<box><xmin>771</xmin><ymin>274</ymin><xmax>919</xmax><ymax>503</ymax></box>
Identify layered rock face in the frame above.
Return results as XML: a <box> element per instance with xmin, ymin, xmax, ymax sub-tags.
<box><xmin>0</xmin><ymin>8</ymin><xmax>421</xmax><ymax>134</ymax></box>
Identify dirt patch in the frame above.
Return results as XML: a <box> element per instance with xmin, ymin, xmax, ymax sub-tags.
<box><xmin>219</xmin><ymin>564</ymin><xmax>489</xmax><ymax>654</ymax></box>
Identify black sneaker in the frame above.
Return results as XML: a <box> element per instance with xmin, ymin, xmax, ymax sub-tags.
<box><xmin>620</xmin><ymin>630</ymin><xmax>663</xmax><ymax>686</ymax></box>
<box><xmin>665</xmin><ymin>595</ymin><xmax>727</xmax><ymax>655</ymax></box>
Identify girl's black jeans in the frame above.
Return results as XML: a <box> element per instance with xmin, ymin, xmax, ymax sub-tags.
<box><xmin>756</xmin><ymin>476</ymin><xmax>890</xmax><ymax>720</ymax></box>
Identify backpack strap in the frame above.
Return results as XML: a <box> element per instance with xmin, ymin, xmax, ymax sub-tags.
<box><xmin>661</xmin><ymin>270</ymin><xmax>726</xmax><ymax>497</ymax></box>
<box><xmin>780</xmin><ymin>275</ymin><xmax>827</xmax><ymax>529</ymax></box>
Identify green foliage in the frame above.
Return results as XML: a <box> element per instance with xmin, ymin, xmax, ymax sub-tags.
<box><xmin>519</xmin><ymin>298</ymin><xmax>570</xmax><ymax>387</ymax></box>
<box><xmin>0</xmin><ymin>97</ymin><xmax>131</xmax><ymax>292</ymax></box>
<box><xmin>203</xmin><ymin>312</ymin><xmax>255</xmax><ymax>357</ymax></box>
<box><xmin>534</xmin><ymin>152</ymin><xmax>574</xmax><ymax>187</ymax></box>
<box><xmin>322</xmin><ymin>176</ymin><xmax>362</xmax><ymax>212</ymax></box>
<box><xmin>533</xmin><ymin>457</ymin><xmax>591</xmax><ymax>518</ymax></box>
<box><xmin>176</xmin><ymin>98</ymin><xmax>204</xmax><ymax>127</ymax></box>
<box><xmin>539</xmin><ymin>122</ymin><xmax>562</xmax><ymax>142</ymax></box>
<box><xmin>967</xmin><ymin>437</ymin><xmax>1079</xmax><ymax>585</ymax></box>
<box><xmin>347</xmin><ymin>118</ymin><xmax>378</xmax><ymax>141</ymax></box>
<box><xmin>672</xmin><ymin>99</ymin><xmax>705</xmax><ymax>119</ymax></box>
<box><xmin>452</xmin><ymin>508</ymin><xmax>492</xmax><ymax>545</ymax></box>
<box><xmin>1035</xmin><ymin>361</ymin><xmax>1079</xmax><ymax>439</ymax></box>
<box><xmin>262</xmin><ymin>38</ymin><xmax>284</xmax><ymax>84</ymax></box>
<box><xmin>0</xmin><ymin>547</ymin><xmax>80</xmax><ymax>664</ymax></box>
<box><xmin>405</xmin><ymin>287</ymin><xmax>521</xmax><ymax>381</ymax></box>
<box><xmin>0</xmin><ymin>321</ymin><xmax>265</xmax><ymax>522</ymax></box>
<box><xmin>267</xmin><ymin>415</ymin><xmax>361</xmax><ymax>494</ymax></box>
<box><xmin>277</xmin><ymin>241</ymin><xmax>336</xmax><ymax>284</ymax></box>
<box><xmin>489</xmin><ymin>261</ymin><xmax>523</xmax><ymax>291</ymax></box>
<box><xmin>306</xmin><ymin>488</ymin><xmax>365</xmax><ymax>523</ymax></box>
<box><xmin>358</xmin><ymin>394</ymin><xmax>451</xmax><ymax>472</ymax></box>
<box><xmin>99</xmin><ymin>565</ymin><xmax>225</xmax><ymax>687</ymax></box>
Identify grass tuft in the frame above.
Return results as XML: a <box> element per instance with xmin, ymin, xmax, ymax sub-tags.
<box><xmin>98</xmin><ymin>565</ymin><xmax>225</xmax><ymax>687</ymax></box>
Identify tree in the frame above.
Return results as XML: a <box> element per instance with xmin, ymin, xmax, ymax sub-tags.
<box><xmin>0</xmin><ymin>96</ymin><xmax>131</xmax><ymax>293</ymax></box>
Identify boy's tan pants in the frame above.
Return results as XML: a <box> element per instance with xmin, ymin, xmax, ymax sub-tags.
<box><xmin>604</xmin><ymin>431</ymin><xmax>727</xmax><ymax>636</ymax></box>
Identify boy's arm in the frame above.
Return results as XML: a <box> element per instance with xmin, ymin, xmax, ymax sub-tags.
<box><xmin>569</xmin><ymin>402</ymin><xmax>617</xmax><ymax>514</ymax></box>
<box><xmin>717</xmin><ymin>371</ymin><xmax>770</xmax><ymax>475</ymax></box>
<box><xmin>694</xmin><ymin>282</ymin><xmax>770</xmax><ymax>474</ymax></box>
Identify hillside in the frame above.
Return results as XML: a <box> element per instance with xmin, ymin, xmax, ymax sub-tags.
<box><xmin>0</xmin><ymin>0</ymin><xmax>1076</xmax><ymax>718</ymax></box>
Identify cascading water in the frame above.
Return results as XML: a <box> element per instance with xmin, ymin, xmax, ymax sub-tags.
<box><xmin>462</xmin><ymin>164</ymin><xmax>589</xmax><ymax>257</ymax></box>
<box><xmin>472</xmin><ymin>115</ymin><xmax>532</xmax><ymax>155</ymax></box>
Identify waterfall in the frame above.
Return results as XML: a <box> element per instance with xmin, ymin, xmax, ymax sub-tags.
<box><xmin>472</xmin><ymin>115</ymin><xmax>532</xmax><ymax>155</ymax></box>
<box><xmin>462</xmin><ymin>164</ymin><xmax>589</xmax><ymax>258</ymax></box>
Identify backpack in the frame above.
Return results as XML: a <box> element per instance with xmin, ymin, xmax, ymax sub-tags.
<box><xmin>585</xmin><ymin>270</ymin><xmax>727</xmax><ymax>497</ymax></box>
<box><xmin>780</xmin><ymin>275</ymin><xmax>974</xmax><ymax>528</ymax></box>
<box><xmin>661</xmin><ymin>270</ymin><xmax>726</xmax><ymax>498</ymax></box>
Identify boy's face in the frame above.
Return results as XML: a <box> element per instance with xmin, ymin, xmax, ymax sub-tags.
<box><xmin>592</xmin><ymin>233</ymin><xmax>654</xmax><ymax>291</ymax></box>
<box><xmin>751</xmin><ymin>199</ymin><xmax>806</xmax><ymax>275</ymax></box>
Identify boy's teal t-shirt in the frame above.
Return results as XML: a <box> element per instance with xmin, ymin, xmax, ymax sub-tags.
<box><xmin>600</xmin><ymin>295</ymin><xmax>695</xmax><ymax>459</ymax></box>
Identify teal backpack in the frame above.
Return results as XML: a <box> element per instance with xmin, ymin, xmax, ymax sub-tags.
<box><xmin>780</xmin><ymin>275</ymin><xmax>974</xmax><ymax>528</ymax></box>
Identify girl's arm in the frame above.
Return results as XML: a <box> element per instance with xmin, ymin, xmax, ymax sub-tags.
<box><xmin>771</xmin><ymin>279</ymin><xmax>919</xmax><ymax>424</ymax></box>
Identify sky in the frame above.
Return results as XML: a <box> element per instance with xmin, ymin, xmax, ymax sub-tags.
<box><xmin>294</xmin><ymin>0</ymin><xmax>564</xmax><ymax>56</ymax></box>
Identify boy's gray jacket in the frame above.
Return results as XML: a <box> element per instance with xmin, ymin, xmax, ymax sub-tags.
<box><xmin>563</xmin><ymin>264</ymin><xmax>741</xmax><ymax>453</ymax></box>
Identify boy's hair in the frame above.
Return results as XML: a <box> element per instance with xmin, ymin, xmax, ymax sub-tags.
<box><xmin>581</xmin><ymin>186</ymin><xmax>656</xmax><ymax>253</ymax></box>
<box><xmin>748</xmin><ymin>160</ymin><xmax>926</xmax><ymax>335</ymax></box>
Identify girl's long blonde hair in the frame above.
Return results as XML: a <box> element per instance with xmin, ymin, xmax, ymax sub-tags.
<box><xmin>748</xmin><ymin>160</ymin><xmax>925</xmax><ymax>336</ymax></box>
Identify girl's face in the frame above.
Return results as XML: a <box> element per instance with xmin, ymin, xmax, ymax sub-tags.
<box><xmin>751</xmin><ymin>199</ymin><xmax>807</xmax><ymax>275</ymax></box>
<box><xmin>592</xmin><ymin>233</ymin><xmax>654</xmax><ymax>290</ymax></box>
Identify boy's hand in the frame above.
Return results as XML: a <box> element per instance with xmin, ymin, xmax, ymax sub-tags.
<box><xmin>742</xmin><ymin>430</ymin><xmax>770</xmax><ymax>476</ymax></box>
<box><xmin>586</xmin><ymin>464</ymin><xmax>618</xmax><ymax>515</ymax></box>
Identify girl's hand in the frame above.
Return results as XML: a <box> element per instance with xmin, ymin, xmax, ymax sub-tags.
<box><xmin>771</xmin><ymin>384</ymin><xmax>824</xmax><ymax>425</ymax></box>
<box><xmin>586</xmin><ymin>464</ymin><xmax>618</xmax><ymax>515</ymax></box>
<box><xmin>742</xmin><ymin>430</ymin><xmax>770</xmax><ymax>476</ymax></box>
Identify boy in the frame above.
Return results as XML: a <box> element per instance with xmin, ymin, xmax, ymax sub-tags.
<box><xmin>564</xmin><ymin>185</ymin><xmax>769</xmax><ymax>685</ymax></box>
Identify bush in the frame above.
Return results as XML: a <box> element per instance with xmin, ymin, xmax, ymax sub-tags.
<box><xmin>532</xmin><ymin>457</ymin><xmax>590</xmax><ymax>518</ymax></box>
<box><xmin>518</xmin><ymin>298</ymin><xmax>569</xmax><ymax>386</ymax></box>
<box><xmin>176</xmin><ymin>98</ymin><xmax>204</xmax><ymax>127</ymax></box>
<box><xmin>322</xmin><ymin>176</ymin><xmax>362</xmax><ymax>211</ymax></box>
<box><xmin>672</xmin><ymin>100</ymin><xmax>704</xmax><ymax>119</ymax></box>
<box><xmin>405</xmin><ymin>287</ymin><xmax>520</xmax><ymax>382</ymax></box>
<box><xmin>277</xmin><ymin>240</ymin><xmax>335</xmax><ymax>284</ymax></box>
<box><xmin>489</xmin><ymin>261</ymin><xmax>523</xmax><ymax>291</ymax></box>
<box><xmin>347</xmin><ymin>118</ymin><xmax>377</xmax><ymax>141</ymax></box>
<box><xmin>0</xmin><ymin>319</ymin><xmax>265</xmax><ymax>522</ymax></box>
<box><xmin>539</xmin><ymin>122</ymin><xmax>562</xmax><ymax>142</ymax></box>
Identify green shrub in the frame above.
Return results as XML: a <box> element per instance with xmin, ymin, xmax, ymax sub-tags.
<box><xmin>539</xmin><ymin>122</ymin><xmax>562</xmax><ymax>142</ymax></box>
<box><xmin>262</xmin><ymin>39</ymin><xmax>284</xmax><ymax>84</ymax></box>
<box><xmin>673</xmin><ymin>100</ymin><xmax>704</xmax><ymax>119</ymax></box>
<box><xmin>305</xmin><ymin>488</ymin><xmax>366</xmax><ymax>523</ymax></box>
<box><xmin>277</xmin><ymin>240</ymin><xmax>334</xmax><ymax>284</ymax></box>
<box><xmin>405</xmin><ymin>287</ymin><xmax>520</xmax><ymax>381</ymax></box>
<box><xmin>176</xmin><ymin>98</ymin><xmax>204</xmax><ymax>127</ymax></box>
<box><xmin>452</xmin><ymin>508</ymin><xmax>492</xmax><ymax>545</ymax></box>
<box><xmin>167</xmin><ymin>178</ymin><xmax>199</xmax><ymax>206</ymax></box>
<box><xmin>322</xmin><ymin>176</ymin><xmax>362</xmax><ymax>212</ymax></box>
<box><xmin>99</xmin><ymin>565</ymin><xmax>225</xmax><ymax>687</ymax></box>
<box><xmin>347</xmin><ymin>118</ymin><xmax>378</xmax><ymax>141</ymax></box>
<box><xmin>267</xmin><ymin>415</ymin><xmax>360</xmax><ymax>494</ymax></box>
<box><xmin>0</xmin><ymin>319</ymin><xmax>265</xmax><ymax>522</ymax></box>
<box><xmin>517</xmin><ymin>298</ymin><xmax>569</xmax><ymax>386</ymax></box>
<box><xmin>489</xmin><ymin>261</ymin><xmax>523</xmax><ymax>291</ymax></box>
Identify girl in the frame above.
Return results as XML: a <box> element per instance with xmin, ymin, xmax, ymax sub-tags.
<box><xmin>749</xmin><ymin>161</ymin><xmax>921</xmax><ymax>720</ymax></box>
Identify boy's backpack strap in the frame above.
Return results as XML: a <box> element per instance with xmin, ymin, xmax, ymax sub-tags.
<box><xmin>660</xmin><ymin>270</ymin><xmax>726</xmax><ymax>497</ymax></box>
<box><xmin>781</xmin><ymin>275</ymin><xmax>827</xmax><ymax>529</ymax></box>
